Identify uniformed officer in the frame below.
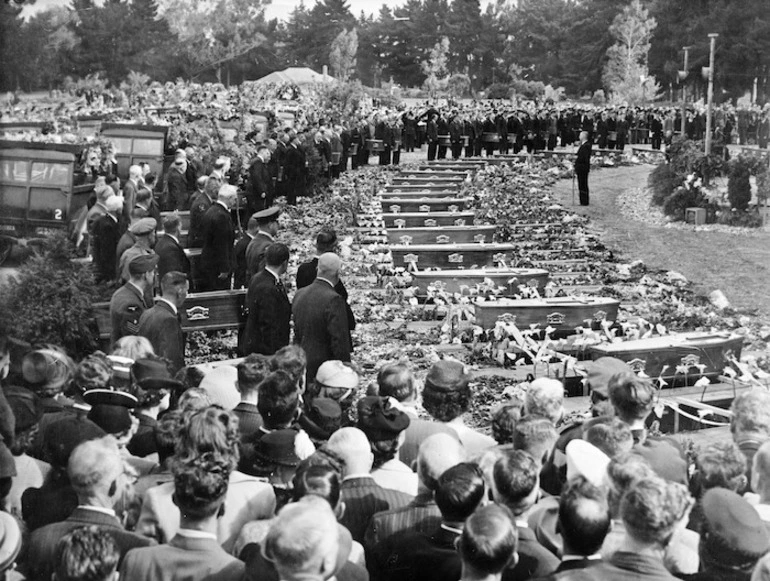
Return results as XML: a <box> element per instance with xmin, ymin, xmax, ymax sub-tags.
<box><xmin>118</xmin><ymin>218</ymin><xmax>157</xmax><ymax>284</ymax></box>
<box><xmin>109</xmin><ymin>253</ymin><xmax>158</xmax><ymax>348</ymax></box>
<box><xmin>245</xmin><ymin>206</ymin><xmax>280</xmax><ymax>281</ymax></box>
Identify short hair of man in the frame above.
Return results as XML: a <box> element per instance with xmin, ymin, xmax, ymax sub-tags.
<box><xmin>68</xmin><ymin>436</ymin><xmax>123</xmax><ymax>500</ymax></box>
<box><xmin>172</xmin><ymin>459</ymin><xmax>229</xmax><ymax>520</ymax></box>
<box><xmin>492</xmin><ymin>401</ymin><xmax>523</xmax><ymax>445</ymax></box>
<box><xmin>584</xmin><ymin>418</ymin><xmax>634</xmax><ymax>459</ymax></box>
<box><xmin>731</xmin><ymin>389</ymin><xmax>770</xmax><ymax>437</ymax></box>
<box><xmin>237</xmin><ymin>354</ymin><xmax>271</xmax><ymax>395</ymax></box>
<box><xmin>160</xmin><ymin>271</ymin><xmax>187</xmax><ymax>294</ymax></box>
<box><xmin>130</xmin><ymin>206</ymin><xmax>148</xmax><ymax>221</ymax></box>
<box><xmin>316</xmin><ymin>230</ymin><xmax>337</xmax><ymax>253</ymax></box>
<box><xmin>695</xmin><ymin>441</ymin><xmax>747</xmax><ymax>493</ymax></box>
<box><xmin>492</xmin><ymin>450</ymin><xmax>539</xmax><ymax>514</ymax></box>
<box><xmin>558</xmin><ymin>476</ymin><xmax>611</xmax><ymax>556</ymax></box>
<box><xmin>258</xmin><ymin>370</ymin><xmax>299</xmax><ymax>430</ymax></box>
<box><xmin>620</xmin><ymin>475</ymin><xmax>692</xmax><ymax>546</ymax></box>
<box><xmin>264</xmin><ymin>495</ymin><xmax>339</xmax><ymax>579</ymax></box>
<box><xmin>608</xmin><ymin>372</ymin><xmax>654</xmax><ymax>423</ymax></box>
<box><xmin>265</xmin><ymin>242</ymin><xmax>290</xmax><ymax>268</ymax></box>
<box><xmin>512</xmin><ymin>417</ymin><xmax>557</xmax><ymax>467</ymax></box>
<box><xmin>377</xmin><ymin>363</ymin><xmax>415</xmax><ymax>402</ymax></box>
<box><xmin>174</xmin><ymin>406</ymin><xmax>240</xmax><ymax>472</ymax></box>
<box><xmin>459</xmin><ymin>504</ymin><xmax>518</xmax><ymax>576</ymax></box>
<box><xmin>55</xmin><ymin>525</ymin><xmax>119</xmax><ymax>581</ymax></box>
<box><xmin>525</xmin><ymin>378</ymin><xmax>564</xmax><ymax>424</ymax></box>
<box><xmin>435</xmin><ymin>462</ymin><xmax>486</xmax><ymax>523</ymax></box>
<box><xmin>416</xmin><ymin>433</ymin><xmax>466</xmax><ymax>492</ymax></box>
<box><xmin>162</xmin><ymin>214</ymin><xmax>181</xmax><ymax>233</ymax></box>
<box><xmin>135</xmin><ymin>188</ymin><xmax>152</xmax><ymax>205</ymax></box>
<box><xmin>292</xmin><ymin>462</ymin><xmax>341</xmax><ymax>508</ymax></box>
<box><xmin>270</xmin><ymin>345</ymin><xmax>307</xmax><ymax>388</ymax></box>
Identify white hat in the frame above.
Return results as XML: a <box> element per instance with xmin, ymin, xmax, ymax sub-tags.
<box><xmin>316</xmin><ymin>361</ymin><xmax>358</xmax><ymax>389</ymax></box>
<box><xmin>199</xmin><ymin>365</ymin><xmax>240</xmax><ymax>410</ymax></box>
<box><xmin>566</xmin><ymin>439</ymin><xmax>610</xmax><ymax>488</ymax></box>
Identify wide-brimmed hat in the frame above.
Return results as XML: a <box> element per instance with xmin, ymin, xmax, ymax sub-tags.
<box><xmin>131</xmin><ymin>359</ymin><xmax>182</xmax><ymax>391</ymax></box>
<box><xmin>21</xmin><ymin>349</ymin><xmax>74</xmax><ymax>393</ymax></box>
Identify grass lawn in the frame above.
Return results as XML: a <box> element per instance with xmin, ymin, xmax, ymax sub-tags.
<box><xmin>550</xmin><ymin>164</ymin><xmax>770</xmax><ymax>320</ymax></box>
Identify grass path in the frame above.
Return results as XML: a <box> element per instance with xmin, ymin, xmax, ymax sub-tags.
<box><xmin>550</xmin><ymin>164</ymin><xmax>770</xmax><ymax>320</ymax></box>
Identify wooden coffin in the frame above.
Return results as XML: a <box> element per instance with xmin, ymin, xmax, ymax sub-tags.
<box><xmin>588</xmin><ymin>332</ymin><xmax>744</xmax><ymax>382</ymax></box>
<box><xmin>384</xmin><ymin>198</ymin><xmax>470</xmax><ymax>214</ymax></box>
<box><xmin>412</xmin><ymin>268</ymin><xmax>549</xmax><ymax>296</ymax></box>
<box><xmin>382</xmin><ymin>212</ymin><xmax>475</xmax><ymax>228</ymax></box>
<box><xmin>391</xmin><ymin>176</ymin><xmax>464</xmax><ymax>185</ymax></box>
<box><xmin>381</xmin><ymin>189</ymin><xmax>462</xmax><ymax>200</ymax></box>
<box><xmin>384</xmin><ymin>183</ymin><xmax>460</xmax><ymax>192</ymax></box>
<box><xmin>367</xmin><ymin>139</ymin><xmax>385</xmax><ymax>153</ymax></box>
<box><xmin>397</xmin><ymin>171</ymin><xmax>468</xmax><ymax>179</ymax></box>
<box><xmin>386</xmin><ymin>225</ymin><xmax>495</xmax><ymax>245</ymax></box>
<box><xmin>437</xmin><ymin>135</ymin><xmax>452</xmax><ymax>146</ymax></box>
<box><xmin>419</xmin><ymin>163</ymin><xmax>484</xmax><ymax>171</ymax></box>
<box><xmin>474</xmin><ymin>297</ymin><xmax>620</xmax><ymax>331</ymax></box>
<box><xmin>390</xmin><ymin>242</ymin><xmax>520</xmax><ymax>269</ymax></box>
<box><xmin>482</xmin><ymin>132</ymin><xmax>501</xmax><ymax>143</ymax></box>
<box><xmin>92</xmin><ymin>289</ymin><xmax>247</xmax><ymax>340</ymax></box>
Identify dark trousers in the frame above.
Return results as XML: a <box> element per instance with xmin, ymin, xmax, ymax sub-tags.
<box><xmin>465</xmin><ymin>145</ymin><xmax>474</xmax><ymax>157</ymax></box>
<box><xmin>404</xmin><ymin>134</ymin><xmax>415</xmax><ymax>152</ymax></box>
<box><xmin>474</xmin><ymin>141</ymin><xmax>483</xmax><ymax>156</ymax></box>
<box><xmin>485</xmin><ymin>143</ymin><xmax>495</xmax><ymax>156</ymax></box>
<box><xmin>392</xmin><ymin>148</ymin><xmax>400</xmax><ymax>165</ymax></box>
<box><xmin>451</xmin><ymin>143</ymin><xmax>462</xmax><ymax>159</ymax></box>
<box><xmin>438</xmin><ymin>145</ymin><xmax>447</xmax><ymax>159</ymax></box>
<box><xmin>652</xmin><ymin>134</ymin><xmax>662</xmax><ymax>150</ymax></box>
<box><xmin>427</xmin><ymin>142</ymin><xmax>437</xmax><ymax>161</ymax></box>
<box><xmin>201</xmin><ymin>270</ymin><xmax>231</xmax><ymax>292</ymax></box>
<box><xmin>379</xmin><ymin>148</ymin><xmax>391</xmax><ymax>166</ymax></box>
<box><xmin>547</xmin><ymin>134</ymin><xmax>557</xmax><ymax>151</ymax></box>
<box><xmin>576</xmin><ymin>170</ymin><xmax>589</xmax><ymax>206</ymax></box>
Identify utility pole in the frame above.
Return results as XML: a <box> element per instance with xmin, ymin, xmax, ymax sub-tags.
<box><xmin>680</xmin><ymin>46</ymin><xmax>692</xmax><ymax>139</ymax></box>
<box><xmin>705</xmin><ymin>33</ymin><xmax>718</xmax><ymax>155</ymax></box>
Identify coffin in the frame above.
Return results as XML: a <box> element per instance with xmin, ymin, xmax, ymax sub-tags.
<box><xmin>391</xmin><ymin>176</ymin><xmax>464</xmax><ymax>185</ymax></box>
<box><xmin>382</xmin><ymin>212</ymin><xmax>475</xmax><ymax>228</ymax></box>
<box><xmin>588</xmin><ymin>332</ymin><xmax>744</xmax><ymax>382</ymax></box>
<box><xmin>437</xmin><ymin>135</ymin><xmax>452</xmax><ymax>146</ymax></box>
<box><xmin>385</xmin><ymin>225</ymin><xmax>496</xmax><ymax>245</ymax></box>
<box><xmin>390</xmin><ymin>243</ymin><xmax>520</xmax><ymax>269</ymax></box>
<box><xmin>397</xmin><ymin>171</ymin><xmax>468</xmax><ymax>179</ymax></box>
<box><xmin>419</xmin><ymin>163</ymin><xmax>485</xmax><ymax>171</ymax></box>
<box><xmin>383</xmin><ymin>184</ymin><xmax>461</xmax><ymax>194</ymax></box>
<box><xmin>381</xmin><ymin>189</ymin><xmax>462</xmax><ymax>200</ymax></box>
<box><xmin>384</xmin><ymin>198</ymin><xmax>470</xmax><ymax>213</ymax></box>
<box><xmin>92</xmin><ymin>289</ymin><xmax>247</xmax><ymax>340</ymax></box>
<box><xmin>367</xmin><ymin>139</ymin><xmax>385</xmax><ymax>153</ymax></box>
<box><xmin>349</xmin><ymin>143</ymin><xmax>359</xmax><ymax>155</ymax></box>
<box><xmin>474</xmin><ymin>297</ymin><xmax>620</xmax><ymax>331</ymax></box>
<box><xmin>412</xmin><ymin>268</ymin><xmax>549</xmax><ymax>297</ymax></box>
<box><xmin>482</xmin><ymin>132</ymin><xmax>501</xmax><ymax>143</ymax></box>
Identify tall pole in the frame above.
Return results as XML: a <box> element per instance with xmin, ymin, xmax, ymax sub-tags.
<box><xmin>681</xmin><ymin>46</ymin><xmax>691</xmax><ymax>139</ymax></box>
<box><xmin>705</xmin><ymin>33</ymin><xmax>718</xmax><ymax>155</ymax></box>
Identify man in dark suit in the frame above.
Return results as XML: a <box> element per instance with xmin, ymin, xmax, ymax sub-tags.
<box><xmin>92</xmin><ymin>194</ymin><xmax>123</xmax><ymax>284</ymax></box>
<box><xmin>120</xmin><ymin>459</ymin><xmax>245</xmax><ymax>581</ymax></box>
<box><xmin>25</xmin><ymin>437</ymin><xmax>154</xmax><ymax>580</ymax></box>
<box><xmin>138</xmin><ymin>271</ymin><xmax>188</xmax><ymax>374</ymax></box>
<box><xmin>296</xmin><ymin>229</ymin><xmax>356</xmax><ymax>337</ymax></box>
<box><xmin>188</xmin><ymin>176</ymin><xmax>213</xmax><ymax>248</ymax></box>
<box><xmin>199</xmin><ymin>184</ymin><xmax>236</xmax><ymax>291</ymax></box>
<box><xmin>426</xmin><ymin>114</ymin><xmax>438</xmax><ymax>161</ymax></box>
<box><xmin>165</xmin><ymin>157</ymin><xmax>189</xmax><ymax>211</ymax></box>
<box><xmin>155</xmin><ymin>214</ymin><xmax>190</xmax><ymax>279</ymax></box>
<box><xmin>368</xmin><ymin>462</ymin><xmax>485</xmax><ymax>581</ymax></box>
<box><xmin>532</xmin><ymin>477</ymin><xmax>609</xmax><ymax>581</ymax></box>
<box><xmin>292</xmin><ymin>253</ymin><xmax>352</xmax><ymax>383</ymax></box>
<box><xmin>240</xmin><ymin>243</ymin><xmax>291</xmax><ymax>357</ymax></box>
<box><xmin>326</xmin><ymin>428</ymin><xmax>412</xmax><ymax>545</ymax></box>
<box><xmin>574</xmin><ymin>131</ymin><xmax>592</xmax><ymax>206</ymax></box>
<box><xmin>108</xmin><ymin>254</ymin><xmax>157</xmax><ymax>347</ymax></box>
<box><xmin>245</xmin><ymin>206</ymin><xmax>280</xmax><ymax>281</ymax></box>
<box><xmin>233</xmin><ymin>355</ymin><xmax>269</xmax><ymax>473</ymax></box>
<box><xmin>247</xmin><ymin>144</ymin><xmax>273</xmax><ymax>214</ymax></box>
<box><xmin>234</xmin><ymin>215</ymin><xmax>259</xmax><ymax>289</ymax></box>
<box><xmin>284</xmin><ymin>135</ymin><xmax>306</xmax><ymax>206</ymax></box>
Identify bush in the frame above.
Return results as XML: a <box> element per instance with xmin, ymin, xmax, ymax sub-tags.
<box><xmin>484</xmin><ymin>83</ymin><xmax>512</xmax><ymax>100</ymax></box>
<box><xmin>727</xmin><ymin>163</ymin><xmax>751</xmax><ymax>211</ymax></box>
<box><xmin>648</xmin><ymin>163</ymin><xmax>680</xmax><ymax>206</ymax></box>
<box><xmin>716</xmin><ymin>209</ymin><xmax>763</xmax><ymax>228</ymax></box>
<box><xmin>0</xmin><ymin>232</ymin><xmax>102</xmax><ymax>358</ymax></box>
<box><xmin>661</xmin><ymin>186</ymin><xmax>707</xmax><ymax>220</ymax></box>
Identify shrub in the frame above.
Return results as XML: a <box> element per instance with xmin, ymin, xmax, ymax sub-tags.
<box><xmin>648</xmin><ymin>163</ymin><xmax>680</xmax><ymax>206</ymax></box>
<box><xmin>484</xmin><ymin>83</ymin><xmax>512</xmax><ymax>100</ymax></box>
<box><xmin>0</xmin><ymin>232</ymin><xmax>102</xmax><ymax>358</ymax></box>
<box><xmin>727</xmin><ymin>163</ymin><xmax>751</xmax><ymax>211</ymax></box>
<box><xmin>716</xmin><ymin>209</ymin><xmax>763</xmax><ymax>228</ymax></box>
<box><xmin>661</xmin><ymin>186</ymin><xmax>707</xmax><ymax>220</ymax></box>
<box><xmin>758</xmin><ymin>168</ymin><xmax>770</xmax><ymax>206</ymax></box>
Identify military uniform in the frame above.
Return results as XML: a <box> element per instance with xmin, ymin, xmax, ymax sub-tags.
<box><xmin>109</xmin><ymin>281</ymin><xmax>150</xmax><ymax>347</ymax></box>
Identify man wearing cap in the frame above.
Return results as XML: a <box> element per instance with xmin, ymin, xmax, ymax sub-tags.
<box><xmin>109</xmin><ymin>253</ymin><xmax>158</xmax><ymax>347</ymax></box>
<box><xmin>200</xmin><ymin>184</ymin><xmax>237</xmax><ymax>291</ymax></box>
<box><xmin>117</xmin><ymin>217</ymin><xmax>157</xmax><ymax>286</ymax></box>
<box><xmin>155</xmin><ymin>214</ymin><xmax>190</xmax><ymax>279</ymax></box>
<box><xmin>138</xmin><ymin>271</ymin><xmax>188</xmax><ymax>373</ymax></box>
<box><xmin>126</xmin><ymin>358</ymin><xmax>177</xmax><ymax>458</ymax></box>
<box><xmin>234</xmin><ymin>215</ymin><xmax>259</xmax><ymax>289</ymax></box>
<box><xmin>293</xmin><ymin>253</ymin><xmax>353</xmax><ymax>383</ymax></box>
<box><xmin>25</xmin><ymin>436</ymin><xmax>154</xmax><ymax>580</ymax></box>
<box><xmin>247</xmin><ymin>144</ymin><xmax>273</xmax><ymax>214</ymax></box>
<box><xmin>92</xmin><ymin>195</ymin><xmax>124</xmax><ymax>284</ymax></box>
<box><xmin>245</xmin><ymin>206</ymin><xmax>280</xmax><ymax>280</ymax></box>
<box><xmin>189</xmin><ymin>176</ymin><xmax>213</xmax><ymax>248</ymax></box>
<box><xmin>240</xmin><ymin>243</ymin><xmax>291</xmax><ymax>357</ymax></box>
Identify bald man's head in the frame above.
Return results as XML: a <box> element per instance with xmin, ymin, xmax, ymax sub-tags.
<box><xmin>317</xmin><ymin>252</ymin><xmax>342</xmax><ymax>285</ymax></box>
<box><xmin>417</xmin><ymin>433</ymin><xmax>466</xmax><ymax>493</ymax></box>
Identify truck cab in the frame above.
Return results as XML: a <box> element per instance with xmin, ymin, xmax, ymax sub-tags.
<box><xmin>99</xmin><ymin>123</ymin><xmax>170</xmax><ymax>181</ymax></box>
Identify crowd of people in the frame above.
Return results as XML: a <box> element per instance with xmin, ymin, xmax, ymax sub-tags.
<box><xmin>3</xmin><ymin>327</ymin><xmax>770</xmax><ymax>580</ymax></box>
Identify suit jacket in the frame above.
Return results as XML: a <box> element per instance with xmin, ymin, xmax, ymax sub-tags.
<box><xmin>574</xmin><ymin>141</ymin><xmax>592</xmax><ymax>173</ymax></box>
<box><xmin>120</xmin><ymin>534</ymin><xmax>244</xmax><ymax>581</ymax></box>
<box><xmin>200</xmin><ymin>202</ymin><xmax>235</xmax><ymax>279</ymax></box>
<box><xmin>166</xmin><ymin>167</ymin><xmax>189</xmax><ymax>211</ymax></box>
<box><xmin>399</xmin><ymin>418</ymin><xmax>459</xmax><ymax>469</ymax></box>
<box><xmin>233</xmin><ymin>401</ymin><xmax>263</xmax><ymax>473</ymax></box>
<box><xmin>586</xmin><ymin>551</ymin><xmax>678</xmax><ymax>581</ymax></box>
<box><xmin>241</xmin><ymin>541</ymin><xmax>369</xmax><ymax>581</ymax></box>
<box><xmin>364</xmin><ymin>492</ymin><xmax>441</xmax><ymax>551</ymax></box>
<box><xmin>233</xmin><ymin>233</ymin><xmax>253</xmax><ymax>289</ymax></box>
<box><xmin>26</xmin><ymin>506</ymin><xmax>154</xmax><ymax>580</ymax></box>
<box><xmin>284</xmin><ymin>145</ymin><xmax>306</xmax><ymax>187</ymax></box>
<box><xmin>296</xmin><ymin>257</ymin><xmax>356</xmax><ymax>332</ymax></box>
<box><xmin>122</xmin><ymin>179</ymin><xmax>139</xmax><ymax>223</ymax></box>
<box><xmin>245</xmin><ymin>232</ymin><xmax>274</xmax><ymax>281</ymax></box>
<box><xmin>339</xmin><ymin>476</ymin><xmax>413</xmax><ymax>544</ymax></box>
<box><xmin>92</xmin><ymin>213</ymin><xmax>120</xmax><ymax>282</ymax></box>
<box><xmin>109</xmin><ymin>282</ymin><xmax>150</xmax><ymax>347</ymax></box>
<box><xmin>240</xmin><ymin>270</ymin><xmax>291</xmax><ymax>356</ymax></box>
<box><xmin>248</xmin><ymin>157</ymin><xmax>273</xmax><ymax>210</ymax></box>
<box><xmin>533</xmin><ymin>557</ymin><xmax>603</xmax><ymax>581</ymax></box>
<box><xmin>155</xmin><ymin>233</ymin><xmax>190</xmax><ymax>278</ymax></box>
<box><xmin>136</xmin><ymin>470</ymin><xmax>275</xmax><ymax>554</ymax></box>
<box><xmin>369</xmin><ymin>524</ymin><xmax>459</xmax><ymax>581</ymax></box>
<box><xmin>188</xmin><ymin>191</ymin><xmax>213</xmax><ymax>248</ymax></box>
<box><xmin>21</xmin><ymin>474</ymin><xmax>78</xmax><ymax>532</ymax></box>
<box><xmin>138</xmin><ymin>300</ymin><xmax>185</xmax><ymax>373</ymax></box>
<box><xmin>502</xmin><ymin>526</ymin><xmax>559</xmax><ymax>581</ymax></box>
<box><xmin>292</xmin><ymin>279</ymin><xmax>352</xmax><ymax>382</ymax></box>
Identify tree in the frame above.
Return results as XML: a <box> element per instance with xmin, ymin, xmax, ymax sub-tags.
<box><xmin>446</xmin><ymin>73</ymin><xmax>471</xmax><ymax>97</ymax></box>
<box><xmin>421</xmin><ymin>36</ymin><xmax>450</xmax><ymax>97</ymax></box>
<box><xmin>329</xmin><ymin>28</ymin><xmax>358</xmax><ymax>81</ymax></box>
<box><xmin>602</xmin><ymin>0</ymin><xmax>660</xmax><ymax>104</ymax></box>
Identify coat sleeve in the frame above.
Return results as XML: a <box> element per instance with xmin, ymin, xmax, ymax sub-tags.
<box><xmin>153</xmin><ymin>315</ymin><xmax>184</xmax><ymax>373</ymax></box>
<box><xmin>326</xmin><ymin>294</ymin><xmax>352</xmax><ymax>362</ymax></box>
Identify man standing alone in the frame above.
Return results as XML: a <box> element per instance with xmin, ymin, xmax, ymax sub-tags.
<box><xmin>575</xmin><ymin>131</ymin><xmax>592</xmax><ymax>206</ymax></box>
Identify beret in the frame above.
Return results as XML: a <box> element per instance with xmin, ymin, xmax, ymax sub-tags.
<box><xmin>357</xmin><ymin>396</ymin><xmax>410</xmax><ymax>441</ymax></box>
<box><xmin>254</xmin><ymin>429</ymin><xmax>302</xmax><ymax>467</ymax></box>
<box><xmin>306</xmin><ymin>398</ymin><xmax>342</xmax><ymax>440</ymax></box>
<box><xmin>424</xmin><ymin>360</ymin><xmax>471</xmax><ymax>394</ymax></box>
<box><xmin>566</xmin><ymin>439</ymin><xmax>610</xmax><ymax>487</ymax></box>
<box><xmin>44</xmin><ymin>415</ymin><xmax>105</xmax><ymax>468</ymax></box>
<box><xmin>316</xmin><ymin>361</ymin><xmax>358</xmax><ymax>389</ymax></box>
<box><xmin>129</xmin><ymin>217</ymin><xmax>157</xmax><ymax>235</ymax></box>
<box><xmin>87</xmin><ymin>404</ymin><xmax>133</xmax><ymax>434</ymax></box>
<box><xmin>199</xmin><ymin>365</ymin><xmax>240</xmax><ymax>410</ymax></box>
<box><xmin>702</xmin><ymin>488</ymin><xmax>770</xmax><ymax>560</ymax></box>
<box><xmin>127</xmin><ymin>253</ymin><xmax>159</xmax><ymax>275</ymax></box>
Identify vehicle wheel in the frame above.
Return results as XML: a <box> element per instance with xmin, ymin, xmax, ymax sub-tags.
<box><xmin>0</xmin><ymin>240</ymin><xmax>11</xmax><ymax>267</ymax></box>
